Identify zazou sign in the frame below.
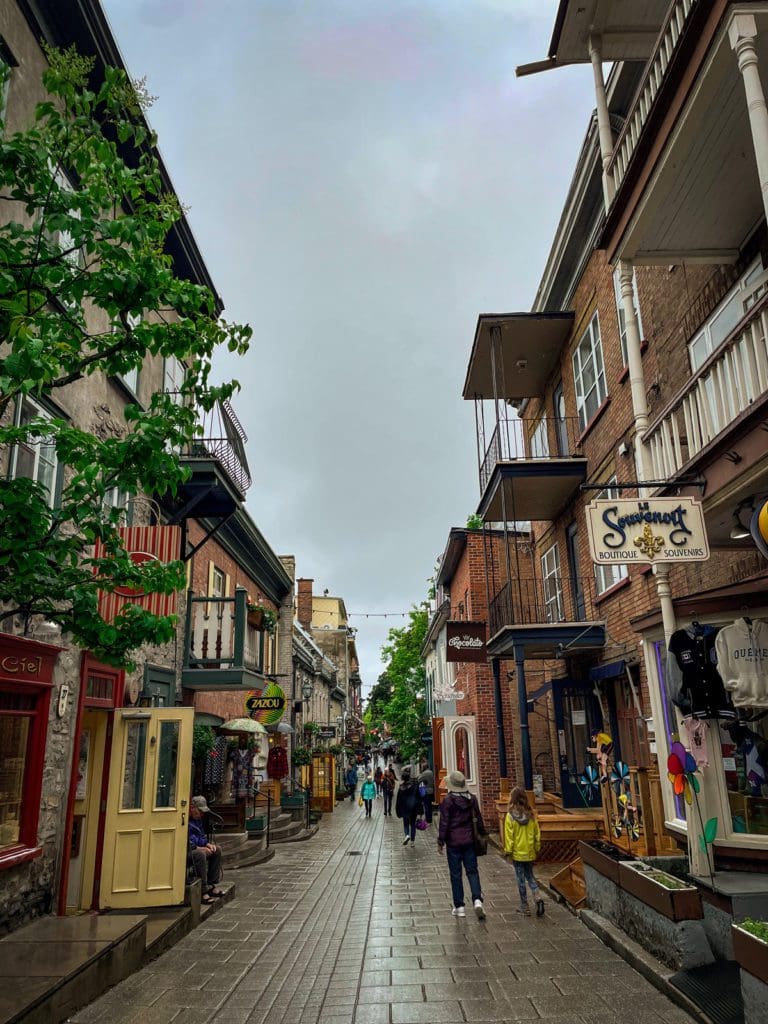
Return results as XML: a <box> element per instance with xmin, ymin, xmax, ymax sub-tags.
<box><xmin>586</xmin><ymin>496</ymin><xmax>710</xmax><ymax>565</ymax></box>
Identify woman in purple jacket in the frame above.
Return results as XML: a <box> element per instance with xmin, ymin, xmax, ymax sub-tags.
<box><xmin>437</xmin><ymin>771</ymin><xmax>486</xmax><ymax>919</ymax></box>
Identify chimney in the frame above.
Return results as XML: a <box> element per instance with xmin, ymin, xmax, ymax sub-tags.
<box><xmin>297</xmin><ymin>578</ymin><xmax>313</xmax><ymax>631</ymax></box>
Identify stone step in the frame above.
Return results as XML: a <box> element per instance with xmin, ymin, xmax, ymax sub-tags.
<box><xmin>228</xmin><ymin>845</ymin><xmax>276</xmax><ymax>870</ymax></box>
<box><xmin>199</xmin><ymin>881</ymin><xmax>237</xmax><ymax>920</ymax></box>
<box><xmin>271</xmin><ymin>824</ymin><xmax>319</xmax><ymax>844</ymax></box>
<box><xmin>269</xmin><ymin>818</ymin><xmax>303</xmax><ymax>842</ymax></box>
<box><xmin>223</xmin><ymin>836</ymin><xmax>267</xmax><ymax>868</ymax></box>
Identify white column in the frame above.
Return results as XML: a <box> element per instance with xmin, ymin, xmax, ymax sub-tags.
<box><xmin>652</xmin><ymin>563</ymin><xmax>676</xmax><ymax>646</ymax></box>
<box><xmin>589</xmin><ymin>35</ymin><xmax>616</xmax><ymax>210</ymax></box>
<box><xmin>730</xmin><ymin>14</ymin><xmax>768</xmax><ymax>226</ymax></box>
<box><xmin>618</xmin><ymin>259</ymin><xmax>652</xmax><ymax>485</ymax></box>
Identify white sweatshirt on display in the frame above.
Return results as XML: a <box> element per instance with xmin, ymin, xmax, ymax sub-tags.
<box><xmin>714</xmin><ymin>618</ymin><xmax>768</xmax><ymax>707</ymax></box>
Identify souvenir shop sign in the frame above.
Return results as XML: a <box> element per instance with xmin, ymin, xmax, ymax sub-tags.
<box><xmin>317</xmin><ymin>726</ymin><xmax>336</xmax><ymax>739</ymax></box>
<box><xmin>586</xmin><ymin>497</ymin><xmax>710</xmax><ymax>565</ymax></box>
<box><xmin>245</xmin><ymin>682</ymin><xmax>285</xmax><ymax>724</ymax></box>
<box><xmin>446</xmin><ymin>621</ymin><xmax>487</xmax><ymax>663</ymax></box>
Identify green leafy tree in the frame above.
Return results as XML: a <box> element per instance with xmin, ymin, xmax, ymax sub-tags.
<box><xmin>376</xmin><ymin>607</ymin><xmax>429</xmax><ymax>762</ymax></box>
<box><xmin>0</xmin><ymin>47</ymin><xmax>251</xmax><ymax>665</ymax></box>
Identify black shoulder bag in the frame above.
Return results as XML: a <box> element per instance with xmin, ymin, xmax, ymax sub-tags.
<box><xmin>470</xmin><ymin>797</ymin><xmax>488</xmax><ymax>857</ymax></box>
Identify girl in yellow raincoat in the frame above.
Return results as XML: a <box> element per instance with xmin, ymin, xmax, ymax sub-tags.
<box><xmin>504</xmin><ymin>787</ymin><xmax>544</xmax><ymax>916</ymax></box>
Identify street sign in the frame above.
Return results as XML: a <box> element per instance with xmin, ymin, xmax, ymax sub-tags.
<box><xmin>317</xmin><ymin>726</ymin><xmax>336</xmax><ymax>739</ymax></box>
<box><xmin>244</xmin><ymin>683</ymin><xmax>286</xmax><ymax>724</ymax></box>
<box><xmin>586</xmin><ymin>496</ymin><xmax>709</xmax><ymax>565</ymax></box>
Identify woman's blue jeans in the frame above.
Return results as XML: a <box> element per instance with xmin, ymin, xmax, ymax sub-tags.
<box><xmin>446</xmin><ymin>843</ymin><xmax>482</xmax><ymax>907</ymax></box>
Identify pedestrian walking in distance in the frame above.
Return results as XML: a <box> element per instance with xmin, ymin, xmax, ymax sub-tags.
<box><xmin>382</xmin><ymin>765</ymin><xmax>396</xmax><ymax>816</ymax></box>
<box><xmin>416</xmin><ymin>758</ymin><xmax>435</xmax><ymax>825</ymax></box>
<box><xmin>437</xmin><ymin>770</ymin><xmax>486</xmax><ymax>919</ymax></box>
<box><xmin>361</xmin><ymin>773</ymin><xmax>376</xmax><ymax>817</ymax></box>
<box><xmin>344</xmin><ymin>762</ymin><xmax>358</xmax><ymax>803</ymax></box>
<box><xmin>374</xmin><ymin>765</ymin><xmax>383</xmax><ymax>796</ymax></box>
<box><xmin>395</xmin><ymin>768</ymin><xmax>422</xmax><ymax>846</ymax></box>
<box><xmin>504</xmin><ymin>787</ymin><xmax>544</xmax><ymax>917</ymax></box>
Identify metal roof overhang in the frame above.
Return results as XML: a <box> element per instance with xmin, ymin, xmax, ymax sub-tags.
<box><xmin>488</xmin><ymin>623</ymin><xmax>606</xmax><ymax>661</ymax></box>
<box><xmin>478</xmin><ymin>461</ymin><xmax>588</xmax><ymax>522</ymax></box>
<box><xmin>547</xmin><ymin>0</ymin><xmax>667</xmax><ymax>66</ymax></box>
<box><xmin>462</xmin><ymin>313</ymin><xmax>574</xmax><ymax>401</ymax></box>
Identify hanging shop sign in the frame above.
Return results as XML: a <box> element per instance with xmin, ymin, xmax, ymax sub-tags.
<box><xmin>586</xmin><ymin>496</ymin><xmax>709</xmax><ymax>565</ymax></box>
<box><xmin>244</xmin><ymin>682</ymin><xmax>286</xmax><ymax>724</ymax></box>
<box><xmin>446</xmin><ymin>621</ymin><xmax>487</xmax><ymax>663</ymax></box>
<box><xmin>94</xmin><ymin>525</ymin><xmax>182</xmax><ymax>620</ymax></box>
<box><xmin>317</xmin><ymin>726</ymin><xmax>336</xmax><ymax>739</ymax></box>
<box><xmin>750</xmin><ymin>497</ymin><xmax>768</xmax><ymax>560</ymax></box>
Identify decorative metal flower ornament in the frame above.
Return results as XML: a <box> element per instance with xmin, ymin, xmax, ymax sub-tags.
<box><xmin>667</xmin><ymin>740</ymin><xmax>700</xmax><ymax>805</ymax></box>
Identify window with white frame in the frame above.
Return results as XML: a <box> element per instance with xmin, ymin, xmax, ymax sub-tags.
<box><xmin>612</xmin><ymin>267</ymin><xmax>643</xmax><ymax>367</ymax></box>
<box><xmin>529</xmin><ymin>417</ymin><xmax>550</xmax><ymax>459</ymax></box>
<box><xmin>594</xmin><ymin>477</ymin><xmax>628</xmax><ymax>595</ymax></box>
<box><xmin>49</xmin><ymin>167</ymin><xmax>83</xmax><ymax>269</ymax></box>
<box><xmin>163</xmin><ymin>356</ymin><xmax>186</xmax><ymax>406</ymax></box>
<box><xmin>9</xmin><ymin>396</ymin><xmax>58</xmax><ymax>506</ymax></box>
<box><xmin>103</xmin><ymin>485</ymin><xmax>130</xmax><ymax>525</ymax></box>
<box><xmin>117</xmin><ymin>312</ymin><xmax>142</xmax><ymax>397</ymax></box>
<box><xmin>572</xmin><ymin>312</ymin><xmax>607</xmax><ymax>431</ymax></box>
<box><xmin>211</xmin><ymin>567</ymin><xmax>225</xmax><ymax>599</ymax></box>
<box><xmin>540</xmin><ymin>543</ymin><xmax>564</xmax><ymax>623</ymax></box>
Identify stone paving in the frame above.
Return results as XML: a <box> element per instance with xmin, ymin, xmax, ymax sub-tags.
<box><xmin>70</xmin><ymin>796</ymin><xmax>695</xmax><ymax>1024</ymax></box>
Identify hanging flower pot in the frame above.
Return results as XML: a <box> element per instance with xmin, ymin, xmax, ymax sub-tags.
<box><xmin>247</xmin><ymin>605</ymin><xmax>264</xmax><ymax>628</ymax></box>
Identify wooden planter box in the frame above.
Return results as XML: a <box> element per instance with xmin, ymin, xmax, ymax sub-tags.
<box><xmin>281</xmin><ymin>794</ymin><xmax>307</xmax><ymax>807</ymax></box>
<box><xmin>733</xmin><ymin>924</ymin><xmax>768</xmax><ymax>986</ymax></box>
<box><xmin>246</xmin><ymin>813</ymin><xmax>267</xmax><ymax>832</ymax></box>
<box><xmin>579</xmin><ymin>840</ymin><xmax>632</xmax><ymax>884</ymax></box>
<box><xmin>618</xmin><ymin>861</ymin><xmax>702</xmax><ymax>922</ymax></box>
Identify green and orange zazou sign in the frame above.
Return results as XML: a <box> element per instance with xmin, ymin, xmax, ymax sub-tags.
<box><xmin>245</xmin><ymin>683</ymin><xmax>286</xmax><ymax>725</ymax></box>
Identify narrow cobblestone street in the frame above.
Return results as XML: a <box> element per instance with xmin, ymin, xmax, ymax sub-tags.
<box><xmin>71</xmin><ymin>799</ymin><xmax>693</xmax><ymax>1024</ymax></box>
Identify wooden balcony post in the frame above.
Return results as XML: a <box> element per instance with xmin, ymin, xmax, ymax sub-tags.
<box><xmin>589</xmin><ymin>35</ymin><xmax>616</xmax><ymax>210</ymax></box>
<box><xmin>618</xmin><ymin>259</ymin><xmax>652</xmax><ymax>487</ymax></box>
<box><xmin>730</xmin><ymin>13</ymin><xmax>768</xmax><ymax>228</ymax></box>
<box><xmin>233</xmin><ymin>587</ymin><xmax>247</xmax><ymax>668</ymax></box>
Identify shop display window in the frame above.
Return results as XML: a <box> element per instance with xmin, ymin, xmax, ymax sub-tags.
<box><xmin>0</xmin><ymin>685</ymin><xmax>50</xmax><ymax>864</ymax></box>
<box><xmin>652</xmin><ymin>640</ymin><xmax>687</xmax><ymax>822</ymax></box>
<box><xmin>719</xmin><ymin>716</ymin><xmax>768</xmax><ymax>834</ymax></box>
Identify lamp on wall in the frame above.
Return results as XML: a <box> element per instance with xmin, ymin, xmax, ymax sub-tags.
<box><xmin>730</xmin><ymin>500</ymin><xmax>753</xmax><ymax>540</ymax></box>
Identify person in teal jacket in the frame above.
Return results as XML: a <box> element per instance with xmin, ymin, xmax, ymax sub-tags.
<box><xmin>361</xmin><ymin>774</ymin><xmax>376</xmax><ymax>818</ymax></box>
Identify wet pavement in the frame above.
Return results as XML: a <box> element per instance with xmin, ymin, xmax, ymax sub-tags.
<box><xmin>71</xmin><ymin>795</ymin><xmax>694</xmax><ymax>1024</ymax></box>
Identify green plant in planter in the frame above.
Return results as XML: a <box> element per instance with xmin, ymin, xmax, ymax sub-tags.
<box><xmin>304</xmin><ymin>721</ymin><xmax>321</xmax><ymax>736</ymax></box>
<box><xmin>247</xmin><ymin>603</ymin><xmax>278</xmax><ymax>634</ymax></box>
<box><xmin>192</xmin><ymin>724</ymin><xmax>216</xmax><ymax>766</ymax></box>
<box><xmin>291</xmin><ymin>745</ymin><xmax>312</xmax><ymax>767</ymax></box>
<box><xmin>741</xmin><ymin>918</ymin><xmax>768</xmax><ymax>943</ymax></box>
<box><xmin>329</xmin><ymin>743</ymin><xmax>344</xmax><ymax>757</ymax></box>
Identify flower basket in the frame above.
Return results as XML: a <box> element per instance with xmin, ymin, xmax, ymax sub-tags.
<box><xmin>291</xmin><ymin>746</ymin><xmax>312</xmax><ymax>767</ymax></box>
<box><xmin>733</xmin><ymin>922</ymin><xmax>768</xmax><ymax>986</ymax></box>
<box><xmin>247</xmin><ymin>607</ymin><xmax>264</xmax><ymax>628</ymax></box>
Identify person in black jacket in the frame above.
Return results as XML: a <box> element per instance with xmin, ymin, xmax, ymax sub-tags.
<box><xmin>395</xmin><ymin>769</ymin><xmax>422</xmax><ymax>846</ymax></box>
<box><xmin>437</xmin><ymin>771</ymin><xmax>486</xmax><ymax>919</ymax></box>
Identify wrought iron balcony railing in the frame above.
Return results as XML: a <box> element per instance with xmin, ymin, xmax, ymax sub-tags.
<box><xmin>489</xmin><ymin>574</ymin><xmax>599</xmax><ymax>637</ymax></box>
<box><xmin>479</xmin><ymin>415</ymin><xmax>584</xmax><ymax>494</ymax></box>
<box><xmin>184</xmin><ymin>398</ymin><xmax>252</xmax><ymax>495</ymax></box>
<box><xmin>645</xmin><ymin>291</ymin><xmax>768</xmax><ymax>480</ymax></box>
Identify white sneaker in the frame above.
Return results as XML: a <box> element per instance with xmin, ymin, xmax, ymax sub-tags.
<box><xmin>410</xmin><ymin>839</ymin><xmax>415</xmax><ymax>846</ymax></box>
<box><xmin>451</xmin><ymin>906</ymin><xmax>466</xmax><ymax>917</ymax></box>
<box><xmin>402</xmin><ymin>836</ymin><xmax>410</xmax><ymax>845</ymax></box>
<box><xmin>473</xmin><ymin>899</ymin><xmax>486</xmax><ymax>920</ymax></box>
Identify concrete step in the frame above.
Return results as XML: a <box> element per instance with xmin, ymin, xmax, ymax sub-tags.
<box><xmin>269</xmin><ymin>818</ymin><xmax>304</xmax><ymax>842</ymax></box>
<box><xmin>228</xmin><ymin>845</ymin><xmax>276</xmax><ymax>869</ymax></box>
<box><xmin>223</xmin><ymin>836</ymin><xmax>267</xmax><ymax>868</ymax></box>
<box><xmin>143</xmin><ymin>906</ymin><xmax>192</xmax><ymax>963</ymax></box>
<box><xmin>271</xmin><ymin>824</ymin><xmax>319</xmax><ymax>844</ymax></box>
<box><xmin>199</xmin><ymin>880</ymin><xmax>237</xmax><ymax>920</ymax></box>
<box><xmin>216</xmin><ymin>832</ymin><xmax>250</xmax><ymax>856</ymax></box>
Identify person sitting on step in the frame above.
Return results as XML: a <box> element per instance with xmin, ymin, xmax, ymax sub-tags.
<box><xmin>189</xmin><ymin>795</ymin><xmax>224</xmax><ymax>904</ymax></box>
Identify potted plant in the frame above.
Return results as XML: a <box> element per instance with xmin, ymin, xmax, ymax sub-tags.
<box><xmin>247</xmin><ymin>603</ymin><xmax>278</xmax><ymax>633</ymax></box>
<box><xmin>733</xmin><ymin>919</ymin><xmax>768</xmax><ymax>986</ymax></box>
<box><xmin>579</xmin><ymin>839</ymin><xmax>635</xmax><ymax>884</ymax></box>
<box><xmin>304</xmin><ymin>721</ymin><xmax>320</xmax><ymax>737</ymax></box>
<box><xmin>618</xmin><ymin>860</ymin><xmax>702</xmax><ymax>922</ymax></box>
<box><xmin>329</xmin><ymin>743</ymin><xmax>344</xmax><ymax>757</ymax></box>
<box><xmin>291</xmin><ymin>746</ymin><xmax>312</xmax><ymax>767</ymax></box>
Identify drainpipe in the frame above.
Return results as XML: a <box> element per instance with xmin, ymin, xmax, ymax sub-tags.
<box><xmin>589</xmin><ymin>35</ymin><xmax>616</xmax><ymax>209</ymax></box>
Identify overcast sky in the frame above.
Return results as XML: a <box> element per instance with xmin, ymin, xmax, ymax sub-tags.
<box><xmin>102</xmin><ymin>0</ymin><xmax>596</xmax><ymax>692</ymax></box>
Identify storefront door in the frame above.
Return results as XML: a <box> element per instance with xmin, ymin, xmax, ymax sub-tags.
<box><xmin>311</xmin><ymin>753</ymin><xmax>335</xmax><ymax>812</ymax></box>
<box><xmin>441</xmin><ymin>716</ymin><xmax>479</xmax><ymax>801</ymax></box>
<box><xmin>554</xmin><ymin>681</ymin><xmax>603</xmax><ymax>808</ymax></box>
<box><xmin>99</xmin><ymin>707</ymin><xmax>193</xmax><ymax>909</ymax></box>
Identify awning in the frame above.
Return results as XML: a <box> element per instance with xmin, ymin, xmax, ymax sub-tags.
<box><xmin>589</xmin><ymin>660</ymin><xmax>626</xmax><ymax>683</ymax></box>
<box><xmin>462</xmin><ymin>312</ymin><xmax>574</xmax><ymax>401</ymax></box>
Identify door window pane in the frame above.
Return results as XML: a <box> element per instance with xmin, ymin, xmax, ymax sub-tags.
<box><xmin>121</xmin><ymin>721</ymin><xmax>147</xmax><ymax>810</ymax></box>
<box><xmin>0</xmin><ymin>716</ymin><xmax>30</xmax><ymax>849</ymax></box>
<box><xmin>155</xmin><ymin>720</ymin><xmax>179</xmax><ymax>808</ymax></box>
<box><xmin>454</xmin><ymin>727</ymin><xmax>469</xmax><ymax>777</ymax></box>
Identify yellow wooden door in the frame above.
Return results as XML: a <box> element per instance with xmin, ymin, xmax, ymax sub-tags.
<box><xmin>100</xmin><ymin>707</ymin><xmax>193</xmax><ymax>909</ymax></box>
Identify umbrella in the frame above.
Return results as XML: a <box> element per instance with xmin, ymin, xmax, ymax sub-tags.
<box><xmin>271</xmin><ymin>722</ymin><xmax>294</xmax><ymax>734</ymax></box>
<box><xmin>220</xmin><ymin>718</ymin><xmax>267</xmax><ymax>735</ymax></box>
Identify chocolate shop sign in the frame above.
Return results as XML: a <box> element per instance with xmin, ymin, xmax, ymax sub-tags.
<box><xmin>586</xmin><ymin>497</ymin><xmax>709</xmax><ymax>565</ymax></box>
<box><xmin>446</xmin><ymin>621</ymin><xmax>487</xmax><ymax>663</ymax></box>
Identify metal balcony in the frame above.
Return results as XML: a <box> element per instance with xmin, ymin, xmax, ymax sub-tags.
<box><xmin>478</xmin><ymin>415</ymin><xmax>588</xmax><ymax>523</ymax></box>
<box><xmin>488</xmin><ymin>576</ymin><xmax>605</xmax><ymax>660</ymax></box>
<box><xmin>181</xmin><ymin>589</ymin><xmax>267</xmax><ymax>690</ymax></box>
